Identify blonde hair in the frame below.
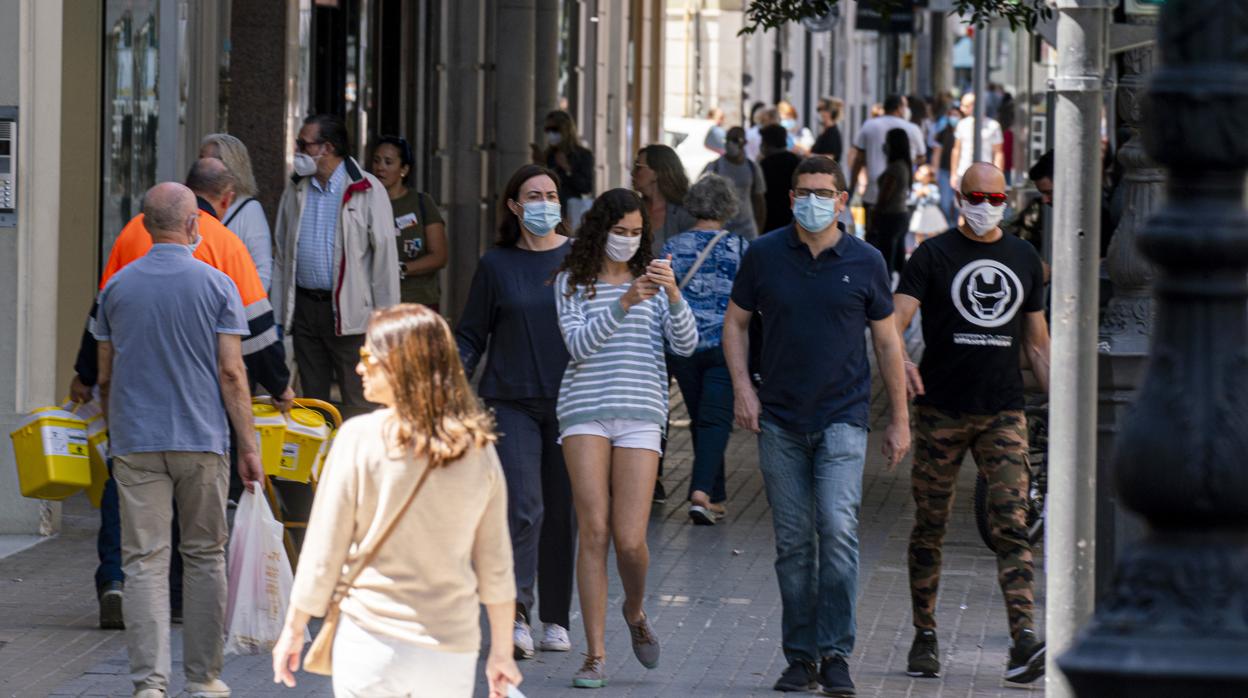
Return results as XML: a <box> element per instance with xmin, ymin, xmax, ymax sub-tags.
<box><xmin>367</xmin><ymin>304</ymin><xmax>496</xmax><ymax>468</ymax></box>
<box><xmin>200</xmin><ymin>133</ymin><xmax>259</xmax><ymax>198</ymax></box>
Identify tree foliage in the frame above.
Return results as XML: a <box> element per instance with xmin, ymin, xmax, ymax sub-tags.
<box><xmin>740</xmin><ymin>0</ymin><xmax>1053</xmax><ymax>34</ymax></box>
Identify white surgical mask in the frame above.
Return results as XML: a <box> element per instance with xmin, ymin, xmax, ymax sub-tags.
<box><xmin>961</xmin><ymin>200</ymin><xmax>1006</xmax><ymax>236</ymax></box>
<box><xmin>293</xmin><ymin>152</ymin><xmax>318</xmax><ymax>177</ymax></box>
<box><xmin>545</xmin><ymin>131</ymin><xmax>562</xmax><ymax>146</ymax></box>
<box><xmin>605</xmin><ymin>232</ymin><xmax>641</xmax><ymax>262</ymax></box>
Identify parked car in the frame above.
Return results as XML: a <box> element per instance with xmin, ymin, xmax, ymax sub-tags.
<box><xmin>662</xmin><ymin>116</ymin><xmax>719</xmax><ymax>183</ymax></box>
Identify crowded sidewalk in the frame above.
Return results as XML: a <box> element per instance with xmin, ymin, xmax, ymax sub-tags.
<box><xmin>1</xmin><ymin>382</ymin><xmax>1043</xmax><ymax>698</ymax></box>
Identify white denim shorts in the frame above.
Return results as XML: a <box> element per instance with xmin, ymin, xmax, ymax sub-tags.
<box><xmin>559</xmin><ymin>418</ymin><xmax>664</xmax><ymax>454</ymax></box>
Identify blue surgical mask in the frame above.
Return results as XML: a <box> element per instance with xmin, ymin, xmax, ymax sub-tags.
<box><xmin>792</xmin><ymin>194</ymin><xmax>839</xmax><ymax>233</ymax></box>
<box><xmin>521</xmin><ymin>200</ymin><xmax>562</xmax><ymax>236</ymax></box>
<box><xmin>781</xmin><ymin>118</ymin><xmax>797</xmax><ymax>131</ymax></box>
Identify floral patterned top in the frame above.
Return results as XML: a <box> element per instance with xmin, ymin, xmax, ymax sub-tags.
<box><xmin>660</xmin><ymin>228</ymin><xmax>749</xmax><ymax>352</ymax></box>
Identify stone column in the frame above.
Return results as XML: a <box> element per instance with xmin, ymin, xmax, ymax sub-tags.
<box><xmin>494</xmin><ymin>0</ymin><xmax>536</xmax><ymax>195</ymax></box>
<box><xmin>1093</xmin><ymin>37</ymin><xmax>1162</xmax><ymax>600</ymax></box>
<box><xmin>534</xmin><ymin>0</ymin><xmax>560</xmax><ymax>139</ymax></box>
<box><xmin>229</xmin><ymin>0</ymin><xmax>291</xmax><ymax>225</ymax></box>
<box><xmin>1058</xmin><ymin>0</ymin><xmax>1248</xmax><ymax>693</ymax></box>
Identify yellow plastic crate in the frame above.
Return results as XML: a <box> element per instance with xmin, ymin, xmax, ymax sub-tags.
<box><xmin>9</xmin><ymin>407</ymin><xmax>92</xmax><ymax>500</ymax></box>
<box><xmin>273</xmin><ymin>408</ymin><xmax>329</xmax><ymax>483</ymax></box>
<box><xmin>63</xmin><ymin>400</ymin><xmax>110</xmax><ymax>507</ymax></box>
<box><xmin>253</xmin><ymin>403</ymin><xmax>288</xmax><ymax>478</ymax></box>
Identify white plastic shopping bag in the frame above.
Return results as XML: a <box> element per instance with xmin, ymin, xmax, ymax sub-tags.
<box><xmin>224</xmin><ymin>488</ymin><xmax>304</xmax><ymax>655</ymax></box>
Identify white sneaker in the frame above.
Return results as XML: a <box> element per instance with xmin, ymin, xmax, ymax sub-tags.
<box><xmin>182</xmin><ymin>678</ymin><xmax>230</xmax><ymax>698</ymax></box>
<box><xmin>513</xmin><ymin>619</ymin><xmax>535</xmax><ymax>659</ymax></box>
<box><xmin>540</xmin><ymin>622</ymin><xmax>572</xmax><ymax>652</ymax></box>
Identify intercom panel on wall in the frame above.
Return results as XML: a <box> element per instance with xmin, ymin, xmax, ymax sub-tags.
<box><xmin>0</xmin><ymin>107</ymin><xmax>14</xmax><ymax>228</ymax></box>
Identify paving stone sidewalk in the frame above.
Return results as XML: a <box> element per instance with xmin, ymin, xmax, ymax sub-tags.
<box><xmin>3</xmin><ymin>385</ymin><xmax>1045</xmax><ymax>697</ymax></box>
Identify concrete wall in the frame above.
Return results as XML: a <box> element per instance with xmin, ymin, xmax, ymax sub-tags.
<box><xmin>229</xmin><ymin>0</ymin><xmax>291</xmax><ymax>226</ymax></box>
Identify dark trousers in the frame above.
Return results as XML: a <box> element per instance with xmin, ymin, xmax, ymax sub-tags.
<box><xmin>291</xmin><ymin>290</ymin><xmax>371</xmax><ymax>419</ymax></box>
<box><xmin>867</xmin><ymin>211</ymin><xmax>910</xmax><ymax>276</ymax></box>
<box><xmin>96</xmin><ymin>459</ymin><xmax>183</xmax><ymax>608</ymax></box>
<box><xmin>667</xmin><ymin>347</ymin><xmax>731</xmax><ymax>503</ymax></box>
<box><xmin>488</xmin><ymin>398</ymin><xmax>577</xmax><ymax>628</ymax></box>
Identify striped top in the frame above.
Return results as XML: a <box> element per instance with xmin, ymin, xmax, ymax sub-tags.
<box><xmin>555</xmin><ymin>271</ymin><xmax>698</xmax><ymax>432</ymax></box>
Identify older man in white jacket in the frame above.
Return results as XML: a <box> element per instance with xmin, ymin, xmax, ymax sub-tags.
<box><xmin>271</xmin><ymin>113</ymin><xmax>400</xmax><ymax>417</ymax></box>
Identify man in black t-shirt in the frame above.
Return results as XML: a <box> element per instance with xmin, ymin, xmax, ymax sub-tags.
<box><xmin>892</xmin><ymin>163</ymin><xmax>1051</xmax><ymax>685</ymax></box>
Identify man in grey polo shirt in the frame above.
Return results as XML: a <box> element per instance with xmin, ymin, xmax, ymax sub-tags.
<box><xmin>95</xmin><ymin>182</ymin><xmax>263</xmax><ymax>698</ymax></box>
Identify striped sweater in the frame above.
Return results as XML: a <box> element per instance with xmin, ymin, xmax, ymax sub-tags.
<box><xmin>555</xmin><ymin>272</ymin><xmax>698</xmax><ymax>432</ymax></box>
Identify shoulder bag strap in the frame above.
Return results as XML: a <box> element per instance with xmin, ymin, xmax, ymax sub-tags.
<box><xmin>678</xmin><ymin>230</ymin><xmax>732</xmax><ymax>290</ymax></box>
<box><xmin>328</xmin><ymin>460</ymin><xmax>435</xmax><ymax>603</ymax></box>
<box><xmin>221</xmin><ymin>197</ymin><xmax>256</xmax><ymax>228</ymax></box>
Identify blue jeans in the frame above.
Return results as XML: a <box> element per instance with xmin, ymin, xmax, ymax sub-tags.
<box><xmin>758</xmin><ymin>419</ymin><xmax>868</xmax><ymax>663</ymax></box>
<box><xmin>96</xmin><ymin>459</ymin><xmax>183</xmax><ymax>606</ymax></box>
<box><xmin>667</xmin><ymin>348</ymin><xmax>732</xmax><ymax>503</ymax></box>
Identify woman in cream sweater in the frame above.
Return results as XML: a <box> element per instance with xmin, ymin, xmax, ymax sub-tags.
<box><xmin>271</xmin><ymin>304</ymin><xmax>522</xmax><ymax>697</ymax></box>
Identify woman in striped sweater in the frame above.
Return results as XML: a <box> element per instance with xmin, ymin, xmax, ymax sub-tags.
<box><xmin>555</xmin><ymin>188</ymin><xmax>698</xmax><ymax>688</ymax></box>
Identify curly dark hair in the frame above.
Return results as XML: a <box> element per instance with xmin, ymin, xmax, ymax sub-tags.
<box><xmin>559</xmin><ymin>188</ymin><xmax>652</xmax><ymax>298</ymax></box>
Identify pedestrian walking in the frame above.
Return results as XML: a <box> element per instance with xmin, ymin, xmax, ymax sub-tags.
<box><xmin>271</xmin><ymin>113</ymin><xmax>400</xmax><ymax>419</ymax></box>
<box><xmin>908</xmin><ymin>164</ymin><xmax>948</xmax><ymax>251</ymax></box>
<box><xmin>701</xmin><ymin>126</ymin><xmax>767</xmax><ymax>239</ymax></box>
<box><xmin>811</xmin><ymin>96</ymin><xmax>845</xmax><ymax>162</ymax></box>
<box><xmin>660</xmin><ymin>174</ymin><xmax>749</xmax><ymax>526</ymax></box>
<box><xmin>554</xmin><ymin>189</ymin><xmax>698</xmax><ymax>688</ymax></box>
<box><xmin>745</xmin><ymin>104</ymin><xmax>777</xmax><ymax>162</ymax></box>
<box><xmin>722</xmin><ymin>155</ymin><xmax>911</xmax><ymax>696</ymax></box>
<box><xmin>847</xmin><ymin>95</ymin><xmax>926</xmax><ymax>236</ymax></box>
<box><xmin>868</xmin><ymin>128</ymin><xmax>915</xmax><ymax>277</ymax></box>
<box><xmin>370</xmin><ymin>135</ymin><xmax>448</xmax><ymax>311</ymax></box>
<box><xmin>534</xmin><ymin>110</ymin><xmax>595</xmax><ymax>216</ymax></box>
<box><xmin>892</xmin><ymin>162</ymin><xmax>1049</xmax><ymax>684</ymax></box>
<box><xmin>94</xmin><ymin>182</ymin><xmax>264</xmax><ymax>698</ymax></box>
<box><xmin>633</xmin><ymin>144</ymin><xmax>696</xmax><ymax>254</ymax></box>
<box><xmin>703</xmin><ymin>106</ymin><xmax>728</xmax><ymax>155</ymax></box>
<box><xmin>456</xmin><ymin>164</ymin><xmax>578</xmax><ymax>661</ymax></box>
<box><xmin>759</xmin><ymin>124</ymin><xmax>801</xmax><ymax>233</ymax></box>
<box><xmin>950</xmin><ymin>93</ymin><xmax>1005</xmax><ymax>190</ymax></box>
<box><xmin>199</xmin><ymin>133</ymin><xmax>273</xmax><ymax>292</ymax></box>
<box><xmin>71</xmin><ymin>159</ymin><xmax>291</xmax><ymax>631</ymax></box>
<box><xmin>929</xmin><ymin>104</ymin><xmax>962</xmax><ymax>226</ymax></box>
<box><xmin>777</xmin><ymin>100</ymin><xmax>815</xmax><ymax>155</ymax></box>
<box><xmin>273</xmin><ymin>304</ymin><xmax>521</xmax><ymax>698</ymax></box>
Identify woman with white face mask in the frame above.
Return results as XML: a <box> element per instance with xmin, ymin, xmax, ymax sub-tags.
<box><xmin>455</xmin><ymin>165</ymin><xmax>577</xmax><ymax>662</ymax></box>
<box><xmin>553</xmin><ymin>189</ymin><xmax>698</xmax><ymax>689</ymax></box>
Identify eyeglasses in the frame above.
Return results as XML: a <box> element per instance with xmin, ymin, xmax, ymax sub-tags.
<box><xmin>961</xmin><ymin>191</ymin><xmax>1008</xmax><ymax>207</ymax></box>
<box><xmin>793</xmin><ymin>188</ymin><xmax>840</xmax><ymax>201</ymax></box>
<box><xmin>296</xmin><ymin>138</ymin><xmax>325</xmax><ymax>152</ymax></box>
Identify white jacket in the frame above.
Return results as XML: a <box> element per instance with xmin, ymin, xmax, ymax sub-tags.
<box><xmin>271</xmin><ymin>157</ymin><xmax>400</xmax><ymax>336</ymax></box>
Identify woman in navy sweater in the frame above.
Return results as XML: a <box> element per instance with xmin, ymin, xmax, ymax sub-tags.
<box><xmin>456</xmin><ymin>164</ymin><xmax>577</xmax><ymax>661</ymax></box>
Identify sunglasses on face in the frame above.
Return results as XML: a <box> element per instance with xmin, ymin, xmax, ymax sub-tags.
<box><xmin>961</xmin><ymin>191</ymin><xmax>1007</xmax><ymax>207</ymax></box>
<box><xmin>296</xmin><ymin>138</ymin><xmax>325</xmax><ymax>151</ymax></box>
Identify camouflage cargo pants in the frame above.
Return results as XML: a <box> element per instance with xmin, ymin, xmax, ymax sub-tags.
<box><xmin>908</xmin><ymin>406</ymin><xmax>1035</xmax><ymax>641</ymax></box>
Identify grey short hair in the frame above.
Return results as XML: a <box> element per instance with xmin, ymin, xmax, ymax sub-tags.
<box><xmin>185</xmin><ymin>158</ymin><xmax>236</xmax><ymax>200</ymax></box>
<box><xmin>685</xmin><ymin>173</ymin><xmax>739</xmax><ymax>223</ymax></box>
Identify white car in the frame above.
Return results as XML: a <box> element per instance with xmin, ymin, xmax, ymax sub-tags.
<box><xmin>662</xmin><ymin>116</ymin><xmax>721</xmax><ymax>183</ymax></box>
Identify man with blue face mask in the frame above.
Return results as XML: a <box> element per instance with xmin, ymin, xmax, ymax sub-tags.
<box><xmin>723</xmin><ymin>155</ymin><xmax>912</xmax><ymax>695</ymax></box>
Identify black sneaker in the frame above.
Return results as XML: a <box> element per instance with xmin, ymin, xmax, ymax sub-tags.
<box><xmin>1004</xmin><ymin>629</ymin><xmax>1045</xmax><ymax>684</ymax></box>
<box><xmin>171</xmin><ymin>606</ymin><xmax>183</xmax><ymax>625</ymax></box>
<box><xmin>98</xmin><ymin>581</ymin><xmax>124</xmax><ymax>630</ymax></box>
<box><xmin>818</xmin><ymin>655</ymin><xmax>856</xmax><ymax>696</ymax></box>
<box><xmin>652</xmin><ymin>479</ymin><xmax>667</xmax><ymax>504</ymax></box>
<box><xmin>773</xmin><ymin>659</ymin><xmax>816</xmax><ymax>692</ymax></box>
<box><xmin>906</xmin><ymin>629</ymin><xmax>940</xmax><ymax>677</ymax></box>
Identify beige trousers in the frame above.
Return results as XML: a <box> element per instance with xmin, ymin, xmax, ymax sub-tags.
<box><xmin>114</xmin><ymin>451</ymin><xmax>230</xmax><ymax>693</ymax></box>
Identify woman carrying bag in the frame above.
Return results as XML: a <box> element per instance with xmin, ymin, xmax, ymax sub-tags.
<box><xmin>271</xmin><ymin>304</ymin><xmax>521</xmax><ymax>698</ymax></box>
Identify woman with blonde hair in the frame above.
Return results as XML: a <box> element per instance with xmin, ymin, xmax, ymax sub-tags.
<box><xmin>272</xmin><ymin>304</ymin><xmax>522</xmax><ymax>697</ymax></box>
<box><xmin>199</xmin><ymin>133</ymin><xmax>274</xmax><ymax>290</ymax></box>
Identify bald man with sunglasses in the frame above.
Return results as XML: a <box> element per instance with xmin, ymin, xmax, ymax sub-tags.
<box><xmin>890</xmin><ymin>163</ymin><xmax>1050</xmax><ymax>684</ymax></box>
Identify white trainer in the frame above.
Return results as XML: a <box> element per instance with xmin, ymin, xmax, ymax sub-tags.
<box><xmin>513</xmin><ymin>619</ymin><xmax>536</xmax><ymax>659</ymax></box>
<box><xmin>540</xmin><ymin>623</ymin><xmax>572</xmax><ymax>652</ymax></box>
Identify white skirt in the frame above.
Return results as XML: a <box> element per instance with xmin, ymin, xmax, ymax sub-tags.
<box><xmin>331</xmin><ymin>614</ymin><xmax>479</xmax><ymax>698</ymax></box>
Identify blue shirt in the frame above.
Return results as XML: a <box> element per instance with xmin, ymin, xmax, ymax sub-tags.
<box><xmin>661</xmin><ymin>229</ymin><xmax>749</xmax><ymax>352</ymax></box>
<box><xmin>730</xmin><ymin>224</ymin><xmax>894</xmax><ymax>432</ymax></box>
<box><xmin>94</xmin><ymin>244</ymin><xmax>248</xmax><ymax>455</ymax></box>
<box><xmin>295</xmin><ymin>162</ymin><xmax>347</xmax><ymax>290</ymax></box>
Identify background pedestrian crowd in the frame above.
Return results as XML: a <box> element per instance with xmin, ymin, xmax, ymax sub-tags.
<box><xmin>72</xmin><ymin>84</ymin><xmax>1055</xmax><ymax>697</ymax></box>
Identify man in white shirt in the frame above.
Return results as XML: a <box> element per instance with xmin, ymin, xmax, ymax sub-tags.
<box><xmin>847</xmin><ymin>95</ymin><xmax>927</xmax><ymax>227</ymax></box>
<box><xmin>950</xmin><ymin>93</ymin><xmax>1005</xmax><ymax>189</ymax></box>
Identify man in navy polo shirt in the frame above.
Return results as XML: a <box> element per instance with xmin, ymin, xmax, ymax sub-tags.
<box><xmin>724</xmin><ymin>155</ymin><xmax>911</xmax><ymax>695</ymax></box>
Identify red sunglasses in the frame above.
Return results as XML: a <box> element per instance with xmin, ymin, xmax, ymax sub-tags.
<box><xmin>962</xmin><ymin>191</ymin><xmax>1008</xmax><ymax>207</ymax></box>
